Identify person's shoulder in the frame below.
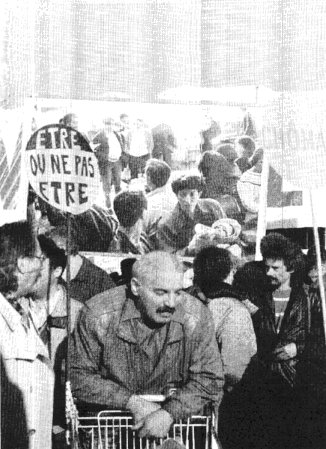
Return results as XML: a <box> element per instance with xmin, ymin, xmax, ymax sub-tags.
<box><xmin>177</xmin><ymin>292</ymin><xmax>212</xmax><ymax>328</ymax></box>
<box><xmin>81</xmin><ymin>256</ymin><xmax>115</xmax><ymax>285</ymax></box>
<box><xmin>239</xmin><ymin>168</ymin><xmax>260</xmax><ymax>184</ymax></box>
<box><xmin>198</xmin><ymin>198</ymin><xmax>219</xmax><ymax>205</ymax></box>
<box><xmin>290</xmin><ymin>283</ymin><xmax>309</xmax><ymax>302</ymax></box>
<box><xmin>209</xmin><ymin>296</ymin><xmax>250</xmax><ymax>317</ymax></box>
<box><xmin>208</xmin><ymin>297</ymin><xmax>254</xmax><ymax>334</ymax></box>
<box><xmin>198</xmin><ymin>198</ymin><xmax>223</xmax><ymax>210</ymax></box>
<box><xmin>158</xmin><ymin>203</ymin><xmax>179</xmax><ymax>226</ymax></box>
<box><xmin>83</xmin><ymin>285</ymin><xmax>127</xmax><ymax>318</ymax></box>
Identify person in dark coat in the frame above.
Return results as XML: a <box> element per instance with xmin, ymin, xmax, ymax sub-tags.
<box><xmin>152</xmin><ymin>123</ymin><xmax>176</xmax><ymax>167</ymax></box>
<box><xmin>294</xmin><ymin>246</ymin><xmax>326</xmax><ymax>448</ymax></box>
<box><xmin>47</xmin><ymin>224</ymin><xmax>116</xmax><ymax>303</ymax></box>
<box><xmin>198</xmin><ymin>144</ymin><xmax>241</xmax><ymax>198</ymax></box>
<box><xmin>235</xmin><ymin>136</ymin><xmax>256</xmax><ymax>173</ymax></box>
<box><xmin>156</xmin><ymin>175</ymin><xmax>225</xmax><ymax>254</ymax></box>
<box><xmin>247</xmin><ymin>233</ymin><xmax>307</xmax><ymax>449</ymax></box>
<box><xmin>39</xmin><ymin>200</ymin><xmax>118</xmax><ymax>252</ymax></box>
<box><xmin>109</xmin><ymin>191</ymin><xmax>153</xmax><ymax>254</ymax></box>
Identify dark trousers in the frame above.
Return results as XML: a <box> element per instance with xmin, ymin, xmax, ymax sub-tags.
<box><xmin>100</xmin><ymin>160</ymin><xmax>122</xmax><ymax>208</ymax></box>
<box><xmin>128</xmin><ymin>154</ymin><xmax>149</xmax><ymax>179</ymax></box>
<box><xmin>246</xmin><ymin>376</ymin><xmax>300</xmax><ymax>449</ymax></box>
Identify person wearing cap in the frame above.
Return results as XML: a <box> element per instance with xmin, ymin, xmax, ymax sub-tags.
<box><xmin>156</xmin><ymin>174</ymin><xmax>225</xmax><ymax>254</ymax></box>
<box><xmin>93</xmin><ymin>117</ymin><xmax>124</xmax><ymax>208</ymax></box>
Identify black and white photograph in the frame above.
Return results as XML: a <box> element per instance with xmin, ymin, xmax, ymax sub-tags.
<box><xmin>1</xmin><ymin>1</ymin><xmax>326</xmax><ymax>448</ymax></box>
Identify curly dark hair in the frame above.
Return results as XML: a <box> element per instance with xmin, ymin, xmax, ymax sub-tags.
<box><xmin>260</xmin><ymin>232</ymin><xmax>305</xmax><ymax>272</ymax></box>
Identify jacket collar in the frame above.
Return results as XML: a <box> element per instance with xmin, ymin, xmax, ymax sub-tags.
<box><xmin>206</xmin><ymin>282</ymin><xmax>243</xmax><ymax>301</ymax></box>
<box><xmin>146</xmin><ymin>184</ymin><xmax>171</xmax><ymax>199</ymax></box>
<box><xmin>0</xmin><ymin>292</ymin><xmax>23</xmax><ymax>332</ymax></box>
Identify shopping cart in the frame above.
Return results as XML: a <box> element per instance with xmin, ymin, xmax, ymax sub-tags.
<box><xmin>73</xmin><ymin>395</ymin><xmax>220</xmax><ymax>449</ymax></box>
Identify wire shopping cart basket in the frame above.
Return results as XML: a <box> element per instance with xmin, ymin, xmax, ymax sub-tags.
<box><xmin>77</xmin><ymin>409</ymin><xmax>219</xmax><ymax>449</ymax></box>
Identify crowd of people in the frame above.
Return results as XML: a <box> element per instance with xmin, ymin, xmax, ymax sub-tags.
<box><xmin>1</xmin><ymin>109</ymin><xmax>326</xmax><ymax>449</ymax></box>
<box><xmin>1</xmin><ymin>220</ymin><xmax>326</xmax><ymax>448</ymax></box>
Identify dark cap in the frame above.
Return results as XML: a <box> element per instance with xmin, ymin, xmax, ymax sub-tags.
<box><xmin>171</xmin><ymin>175</ymin><xmax>205</xmax><ymax>195</ymax></box>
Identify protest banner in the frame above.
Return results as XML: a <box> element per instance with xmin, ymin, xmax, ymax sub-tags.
<box><xmin>0</xmin><ymin>106</ymin><xmax>32</xmax><ymax>226</ymax></box>
<box><xmin>26</xmin><ymin>124</ymin><xmax>100</xmax><ymax>215</ymax></box>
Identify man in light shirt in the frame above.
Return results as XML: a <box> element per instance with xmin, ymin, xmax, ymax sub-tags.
<box><xmin>93</xmin><ymin>117</ymin><xmax>123</xmax><ymax>208</ymax></box>
<box><xmin>128</xmin><ymin>118</ymin><xmax>154</xmax><ymax>179</ymax></box>
<box><xmin>144</xmin><ymin>159</ymin><xmax>177</xmax><ymax>236</ymax></box>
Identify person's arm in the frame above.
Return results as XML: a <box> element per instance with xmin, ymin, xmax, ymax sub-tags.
<box><xmin>70</xmin><ymin>307</ymin><xmax>131</xmax><ymax>409</ymax></box>
<box><xmin>209</xmin><ymin>198</ymin><xmax>227</xmax><ymax>220</ymax></box>
<box><xmin>209</xmin><ymin>300</ymin><xmax>257</xmax><ymax>390</ymax></box>
<box><xmin>162</xmin><ymin>306</ymin><xmax>224</xmax><ymax>420</ymax></box>
<box><xmin>147</xmin><ymin>130</ymin><xmax>154</xmax><ymax>155</ymax></box>
<box><xmin>156</xmin><ymin>221</ymin><xmax>180</xmax><ymax>253</ymax></box>
<box><xmin>237</xmin><ymin>178</ymin><xmax>260</xmax><ymax>213</ymax></box>
<box><xmin>274</xmin><ymin>289</ymin><xmax>308</xmax><ymax>359</ymax></box>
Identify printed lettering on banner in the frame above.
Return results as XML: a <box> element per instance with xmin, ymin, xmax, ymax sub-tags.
<box><xmin>26</xmin><ymin>124</ymin><xmax>100</xmax><ymax>215</ymax></box>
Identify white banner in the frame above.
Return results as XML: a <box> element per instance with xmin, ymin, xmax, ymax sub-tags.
<box><xmin>26</xmin><ymin>124</ymin><xmax>100</xmax><ymax>215</ymax></box>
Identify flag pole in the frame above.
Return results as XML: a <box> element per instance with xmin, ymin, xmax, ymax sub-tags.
<box><xmin>255</xmin><ymin>156</ymin><xmax>269</xmax><ymax>260</ymax></box>
<box><xmin>309</xmin><ymin>190</ymin><xmax>326</xmax><ymax>345</ymax></box>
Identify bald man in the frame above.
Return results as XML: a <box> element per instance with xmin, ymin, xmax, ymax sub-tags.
<box><xmin>70</xmin><ymin>251</ymin><xmax>224</xmax><ymax>439</ymax></box>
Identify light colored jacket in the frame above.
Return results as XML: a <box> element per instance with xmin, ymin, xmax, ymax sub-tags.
<box><xmin>208</xmin><ymin>296</ymin><xmax>257</xmax><ymax>392</ymax></box>
<box><xmin>0</xmin><ymin>293</ymin><xmax>54</xmax><ymax>449</ymax></box>
<box><xmin>144</xmin><ymin>183</ymin><xmax>177</xmax><ymax>233</ymax></box>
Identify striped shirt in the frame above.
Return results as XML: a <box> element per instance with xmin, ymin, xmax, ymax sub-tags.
<box><xmin>273</xmin><ymin>288</ymin><xmax>291</xmax><ymax>333</ymax></box>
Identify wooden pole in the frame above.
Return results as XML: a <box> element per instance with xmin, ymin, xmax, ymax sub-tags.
<box><xmin>309</xmin><ymin>190</ymin><xmax>326</xmax><ymax>345</ymax></box>
<box><xmin>255</xmin><ymin>157</ymin><xmax>269</xmax><ymax>260</ymax></box>
<box><xmin>65</xmin><ymin>213</ymin><xmax>72</xmax><ymax>382</ymax></box>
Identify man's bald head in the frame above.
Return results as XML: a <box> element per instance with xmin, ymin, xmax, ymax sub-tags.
<box><xmin>132</xmin><ymin>251</ymin><xmax>184</xmax><ymax>283</ymax></box>
<box><xmin>131</xmin><ymin>252</ymin><xmax>185</xmax><ymax>325</ymax></box>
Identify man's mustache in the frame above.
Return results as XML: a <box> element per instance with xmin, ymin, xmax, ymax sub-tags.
<box><xmin>156</xmin><ymin>306</ymin><xmax>176</xmax><ymax>314</ymax></box>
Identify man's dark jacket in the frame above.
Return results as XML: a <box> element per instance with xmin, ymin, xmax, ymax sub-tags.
<box><xmin>253</xmin><ymin>282</ymin><xmax>308</xmax><ymax>388</ymax></box>
<box><xmin>70</xmin><ymin>285</ymin><xmax>224</xmax><ymax>420</ymax></box>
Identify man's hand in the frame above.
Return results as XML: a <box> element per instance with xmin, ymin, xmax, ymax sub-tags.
<box><xmin>273</xmin><ymin>343</ymin><xmax>297</xmax><ymax>361</ymax></box>
<box><xmin>127</xmin><ymin>395</ymin><xmax>161</xmax><ymax>424</ymax></box>
<box><xmin>133</xmin><ymin>409</ymin><xmax>174</xmax><ymax>439</ymax></box>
